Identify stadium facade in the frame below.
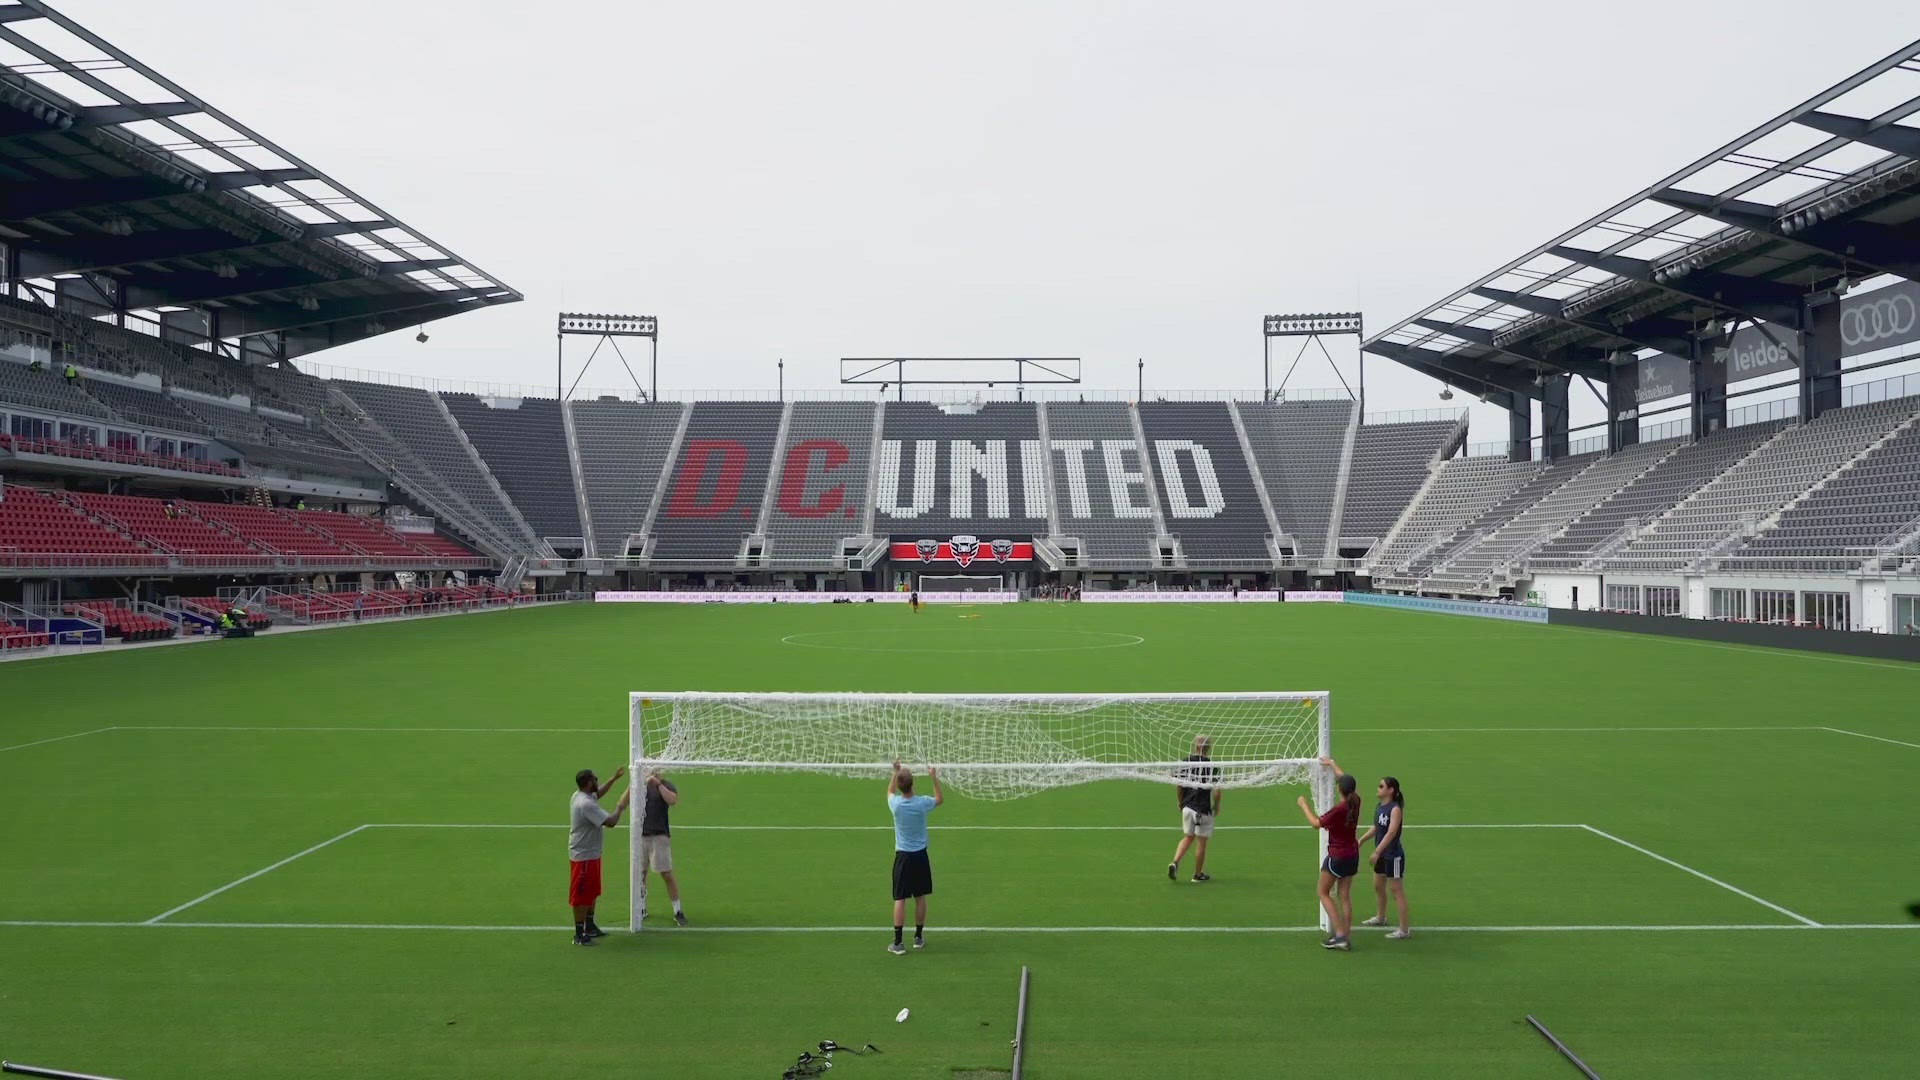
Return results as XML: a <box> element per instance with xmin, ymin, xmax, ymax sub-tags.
<box><xmin>2</xmin><ymin>4</ymin><xmax>1919</xmax><ymax>641</ymax></box>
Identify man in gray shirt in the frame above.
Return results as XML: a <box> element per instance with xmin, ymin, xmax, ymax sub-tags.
<box><xmin>569</xmin><ymin>766</ymin><xmax>631</xmax><ymax>946</ymax></box>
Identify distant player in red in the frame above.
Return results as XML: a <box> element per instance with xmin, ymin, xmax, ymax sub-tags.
<box><xmin>1298</xmin><ymin>757</ymin><xmax>1361</xmax><ymax>951</ymax></box>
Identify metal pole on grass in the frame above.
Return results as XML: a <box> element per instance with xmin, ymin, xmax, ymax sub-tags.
<box><xmin>4</xmin><ymin>1062</ymin><xmax>127</xmax><ymax>1080</ymax></box>
<box><xmin>1010</xmin><ymin>965</ymin><xmax>1032</xmax><ymax>1080</ymax></box>
<box><xmin>1524</xmin><ymin>1015</ymin><xmax>1603</xmax><ymax>1079</ymax></box>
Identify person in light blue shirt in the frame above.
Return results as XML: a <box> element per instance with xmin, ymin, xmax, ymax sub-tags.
<box><xmin>886</xmin><ymin>760</ymin><xmax>943</xmax><ymax>955</ymax></box>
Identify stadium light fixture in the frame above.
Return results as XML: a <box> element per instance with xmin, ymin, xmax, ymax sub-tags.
<box><xmin>1262</xmin><ymin>311</ymin><xmax>1365</xmax><ymax>407</ymax></box>
<box><xmin>557</xmin><ymin>311</ymin><xmax>659</xmax><ymax>402</ymax></box>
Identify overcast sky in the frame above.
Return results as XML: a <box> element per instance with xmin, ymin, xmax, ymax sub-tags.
<box><xmin>53</xmin><ymin>0</ymin><xmax>1920</xmax><ymax>440</ymax></box>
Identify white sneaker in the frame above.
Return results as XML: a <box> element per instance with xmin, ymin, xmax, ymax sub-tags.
<box><xmin>1359</xmin><ymin>915</ymin><xmax>1388</xmax><ymax>927</ymax></box>
<box><xmin>1386</xmin><ymin>928</ymin><xmax>1412</xmax><ymax>940</ymax></box>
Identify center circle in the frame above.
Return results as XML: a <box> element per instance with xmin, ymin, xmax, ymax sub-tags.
<box><xmin>780</xmin><ymin>628</ymin><xmax>1146</xmax><ymax>654</ymax></box>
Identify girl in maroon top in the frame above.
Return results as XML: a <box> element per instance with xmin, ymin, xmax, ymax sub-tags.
<box><xmin>1297</xmin><ymin>757</ymin><xmax>1361</xmax><ymax>951</ymax></box>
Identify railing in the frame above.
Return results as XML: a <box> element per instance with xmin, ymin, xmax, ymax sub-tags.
<box><xmin>1363</xmin><ymin>408</ymin><xmax>1466</xmax><ymax>426</ymax></box>
<box><xmin>1464</xmin><ymin>440</ymin><xmax>1508</xmax><ymax>458</ymax></box>
<box><xmin>1638</xmin><ymin>417</ymin><xmax>1691</xmax><ymax>443</ymax></box>
<box><xmin>0</xmin><ymin>552</ymin><xmax>493</xmax><ymax>573</ymax></box>
<box><xmin>0</xmin><ymin>433</ymin><xmax>243</xmax><ymax>476</ymax></box>
<box><xmin>1842</xmin><ymin>370</ymin><xmax>1920</xmax><ymax>408</ymax></box>
<box><xmin>1726</xmin><ymin>397</ymin><xmax>1797</xmax><ymax>427</ymax></box>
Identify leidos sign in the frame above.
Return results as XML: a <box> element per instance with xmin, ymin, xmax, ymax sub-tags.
<box><xmin>1637</xmin><ymin>279</ymin><xmax>1920</xmax><ymax>403</ymax></box>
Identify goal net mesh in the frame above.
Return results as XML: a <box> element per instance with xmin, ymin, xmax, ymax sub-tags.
<box><xmin>631</xmin><ymin>691</ymin><xmax>1330</xmax><ymax>803</ymax></box>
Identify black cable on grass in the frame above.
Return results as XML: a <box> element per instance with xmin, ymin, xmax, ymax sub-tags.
<box><xmin>1524</xmin><ymin>1015</ymin><xmax>1603</xmax><ymax>1080</ymax></box>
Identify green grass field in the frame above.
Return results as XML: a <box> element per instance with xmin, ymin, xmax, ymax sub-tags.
<box><xmin>3</xmin><ymin>600</ymin><xmax>1918</xmax><ymax>1079</ymax></box>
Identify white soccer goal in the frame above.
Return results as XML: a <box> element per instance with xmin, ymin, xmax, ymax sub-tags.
<box><xmin>917</xmin><ymin>574</ymin><xmax>1005</xmax><ymax>592</ymax></box>
<box><xmin>627</xmin><ymin>691</ymin><xmax>1334</xmax><ymax>931</ymax></box>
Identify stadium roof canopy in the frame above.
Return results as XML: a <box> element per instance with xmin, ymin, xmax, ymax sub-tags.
<box><xmin>1362</xmin><ymin>38</ymin><xmax>1920</xmax><ymax>412</ymax></box>
<box><xmin>0</xmin><ymin>0</ymin><xmax>520</xmax><ymax>361</ymax></box>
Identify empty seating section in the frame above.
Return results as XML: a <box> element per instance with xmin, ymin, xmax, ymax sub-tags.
<box><xmin>650</xmin><ymin>402</ymin><xmax>784</xmax><ymax>561</ymax></box>
<box><xmin>1604</xmin><ymin>398</ymin><xmax>1920</xmax><ymax>572</ymax></box>
<box><xmin>571</xmin><ymin>401</ymin><xmax>685</xmax><ymax>558</ymax></box>
<box><xmin>295</xmin><ymin>510</ymin><xmax>452</xmax><ymax>557</ymax></box>
<box><xmin>334</xmin><ymin>382</ymin><xmax>536</xmax><ymax>551</ymax></box>
<box><xmin>1368</xmin><ymin>458</ymin><xmax>1538</xmax><ymax>585</ymax></box>
<box><xmin>76</xmin><ymin>379</ymin><xmax>213</xmax><ymax>434</ymax></box>
<box><xmin>0</xmin><ymin>359</ymin><xmax>121</xmax><ymax>421</ymax></box>
<box><xmin>1235</xmin><ymin>401</ymin><xmax>1353</xmax><ymax>559</ymax></box>
<box><xmin>874</xmin><ymin>402</ymin><xmax>1052</xmax><ymax>548</ymax></box>
<box><xmin>762</xmin><ymin>402</ymin><xmax>877</xmax><ymax>561</ymax></box>
<box><xmin>66</xmin><ymin>600</ymin><xmax>175</xmax><ymax>641</ymax></box>
<box><xmin>1341</xmin><ymin>420</ymin><xmax>1461</xmax><ymax>544</ymax></box>
<box><xmin>0</xmin><ymin>434</ymin><xmax>242</xmax><ymax>477</ymax></box>
<box><xmin>1718</xmin><ymin>418</ymin><xmax>1920</xmax><ymax>571</ymax></box>
<box><xmin>1423</xmin><ymin>447</ymin><xmax>1673</xmax><ymax>592</ymax></box>
<box><xmin>1039</xmin><ymin>402</ymin><xmax>1154</xmax><ymax>565</ymax></box>
<box><xmin>190</xmin><ymin>503</ymin><xmax>357</xmax><ymax>557</ymax></box>
<box><xmin>0</xmin><ymin>618</ymin><xmax>51</xmax><ymax>649</ymax></box>
<box><xmin>62</xmin><ymin>492</ymin><xmax>262</xmax><ymax>557</ymax></box>
<box><xmin>0</xmin><ymin>485</ymin><xmax>161</xmax><ymax>565</ymax></box>
<box><xmin>442</xmin><ymin>394</ymin><xmax>582</xmax><ymax>538</ymax></box>
<box><xmin>1400</xmin><ymin>459</ymin><xmax>1579</xmax><ymax>583</ymax></box>
<box><xmin>1138</xmin><ymin>402</ymin><xmax>1268</xmax><ymax>562</ymax></box>
<box><xmin>1527</xmin><ymin>424</ymin><xmax>1788</xmax><ymax>570</ymax></box>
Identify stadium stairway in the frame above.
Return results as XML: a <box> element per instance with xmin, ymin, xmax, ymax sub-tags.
<box><xmin>759</xmin><ymin>401</ymin><xmax>879</xmax><ymax>565</ymax></box>
<box><xmin>1337</xmin><ymin>417</ymin><xmax>1467</xmax><ymax>557</ymax></box>
<box><xmin>568</xmin><ymin>400</ymin><xmax>687</xmax><ymax>560</ymax></box>
<box><xmin>1138</xmin><ymin>401</ymin><xmax>1270</xmax><ymax>566</ymax></box>
<box><xmin>1038</xmin><ymin>402</ymin><xmax>1159</xmax><ymax>568</ymax></box>
<box><xmin>1367</xmin><ymin>457</ymin><xmax>1540</xmax><ymax>589</ymax></box>
<box><xmin>1234</xmin><ymin>400</ymin><xmax>1354</xmax><ymax>563</ymax></box>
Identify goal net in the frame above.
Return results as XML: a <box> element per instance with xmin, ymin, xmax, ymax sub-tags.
<box><xmin>917</xmin><ymin>574</ymin><xmax>1005</xmax><ymax>592</ymax></box>
<box><xmin>628</xmin><ymin>691</ymin><xmax>1333</xmax><ymax>927</ymax></box>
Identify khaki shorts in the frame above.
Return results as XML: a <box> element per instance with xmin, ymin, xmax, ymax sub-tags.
<box><xmin>639</xmin><ymin>833</ymin><xmax>674</xmax><ymax>873</ymax></box>
<box><xmin>1180</xmin><ymin>807</ymin><xmax>1215</xmax><ymax>838</ymax></box>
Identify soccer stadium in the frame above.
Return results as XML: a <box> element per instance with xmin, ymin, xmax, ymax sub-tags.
<box><xmin>3</xmin><ymin>2</ymin><xmax>1919</xmax><ymax>1077</ymax></box>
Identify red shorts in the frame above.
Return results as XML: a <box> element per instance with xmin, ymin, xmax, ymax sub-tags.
<box><xmin>569</xmin><ymin>858</ymin><xmax>603</xmax><ymax>906</ymax></box>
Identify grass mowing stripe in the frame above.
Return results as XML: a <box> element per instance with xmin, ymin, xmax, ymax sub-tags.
<box><xmin>0</xmin><ymin>727</ymin><xmax>114</xmax><ymax>753</ymax></box>
<box><xmin>1822</xmin><ymin>726</ymin><xmax>1920</xmax><ymax>750</ymax></box>
<box><xmin>362</xmin><ymin>821</ymin><xmax>1583</xmax><ymax>831</ymax></box>
<box><xmin>143</xmin><ymin>826</ymin><xmax>370</xmax><ymax>924</ymax></box>
<box><xmin>1578</xmin><ymin>824</ymin><xmax>1819</xmax><ymax>926</ymax></box>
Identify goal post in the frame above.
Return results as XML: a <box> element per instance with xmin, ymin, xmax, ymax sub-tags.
<box><xmin>627</xmin><ymin>690</ymin><xmax>1334</xmax><ymax>931</ymax></box>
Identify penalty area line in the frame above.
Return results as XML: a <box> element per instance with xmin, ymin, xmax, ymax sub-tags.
<box><xmin>0</xmin><ymin>727</ymin><xmax>116</xmax><ymax>754</ymax></box>
<box><xmin>361</xmin><ymin>822</ymin><xmax>1585</xmax><ymax>832</ymax></box>
<box><xmin>0</xmin><ymin>921</ymin><xmax>1915</xmax><ymax>933</ymax></box>
<box><xmin>1822</xmin><ymin>726</ymin><xmax>1920</xmax><ymax>751</ymax></box>
<box><xmin>1578</xmin><ymin>824</ymin><xmax>1820</xmax><ymax>927</ymax></box>
<box><xmin>142</xmin><ymin>826</ymin><xmax>371</xmax><ymax>925</ymax></box>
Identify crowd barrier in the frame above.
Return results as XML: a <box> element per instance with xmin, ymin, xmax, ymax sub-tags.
<box><xmin>1342</xmin><ymin>591</ymin><xmax>1550</xmax><ymax>624</ymax></box>
<box><xmin>594</xmin><ymin>591</ymin><xmax>1019</xmax><ymax>604</ymax></box>
<box><xmin>1548</xmin><ymin>608</ymin><xmax>1920</xmax><ymax>662</ymax></box>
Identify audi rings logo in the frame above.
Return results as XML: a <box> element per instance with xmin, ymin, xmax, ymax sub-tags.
<box><xmin>1841</xmin><ymin>293</ymin><xmax>1918</xmax><ymax>348</ymax></box>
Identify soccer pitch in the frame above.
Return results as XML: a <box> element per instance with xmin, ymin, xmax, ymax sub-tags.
<box><xmin>2</xmin><ymin>601</ymin><xmax>1917</xmax><ymax>1079</ymax></box>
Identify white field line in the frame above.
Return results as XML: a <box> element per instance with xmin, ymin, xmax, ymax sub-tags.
<box><xmin>0</xmin><ymin>920</ymin><xmax>1914</xmax><ymax>933</ymax></box>
<box><xmin>1821</xmin><ymin>726</ymin><xmax>1920</xmax><ymax>751</ymax></box>
<box><xmin>363</xmin><ymin>822</ymin><xmax>1581</xmax><ymax>832</ymax></box>
<box><xmin>143</xmin><ymin>826</ymin><xmax>370</xmax><ymax>925</ymax></box>
<box><xmin>1577</xmin><ymin>824</ymin><xmax>1820</xmax><ymax>927</ymax></box>
<box><xmin>98</xmin><ymin>724</ymin><xmax>1836</xmax><ymax>736</ymax></box>
<box><xmin>113</xmin><ymin>725</ymin><xmax>611</xmax><ymax>734</ymax></box>
<box><xmin>0</xmin><ymin>727</ymin><xmax>115</xmax><ymax>753</ymax></box>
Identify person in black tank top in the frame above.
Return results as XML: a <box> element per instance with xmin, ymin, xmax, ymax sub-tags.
<box><xmin>1355</xmin><ymin>775</ymin><xmax>1410</xmax><ymax>938</ymax></box>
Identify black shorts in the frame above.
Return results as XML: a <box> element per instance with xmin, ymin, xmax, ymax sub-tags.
<box><xmin>892</xmin><ymin>848</ymin><xmax>933</xmax><ymax>900</ymax></box>
<box><xmin>1322</xmin><ymin>854</ymin><xmax>1359</xmax><ymax>879</ymax></box>
<box><xmin>1373</xmin><ymin>851</ymin><xmax>1406</xmax><ymax>879</ymax></box>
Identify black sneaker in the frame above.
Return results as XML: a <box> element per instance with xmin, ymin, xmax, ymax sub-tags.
<box><xmin>1167</xmin><ymin>862</ymin><xmax>1178</xmax><ymax>881</ymax></box>
<box><xmin>1322</xmin><ymin>936</ymin><xmax>1350</xmax><ymax>951</ymax></box>
<box><xmin>673</xmin><ymin>910</ymin><xmax>688</xmax><ymax>927</ymax></box>
<box><xmin>573</xmin><ymin>933</ymin><xmax>595</xmax><ymax>946</ymax></box>
<box><xmin>913</xmin><ymin>935</ymin><xmax>925</xmax><ymax>949</ymax></box>
<box><xmin>585</xmin><ymin>922</ymin><xmax>607</xmax><ymax>938</ymax></box>
<box><xmin>1192</xmin><ymin>872</ymin><xmax>1211</xmax><ymax>882</ymax></box>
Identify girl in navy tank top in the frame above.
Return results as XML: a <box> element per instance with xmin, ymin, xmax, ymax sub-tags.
<box><xmin>1357</xmin><ymin>776</ymin><xmax>1410</xmax><ymax>938</ymax></box>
